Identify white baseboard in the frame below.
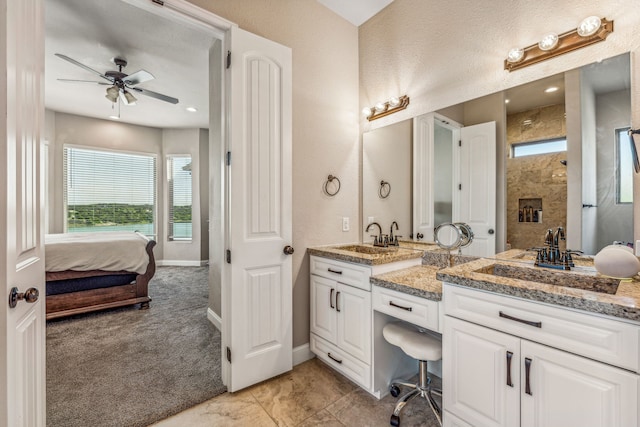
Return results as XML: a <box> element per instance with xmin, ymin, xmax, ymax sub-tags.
<box><xmin>157</xmin><ymin>260</ymin><xmax>208</xmax><ymax>267</ymax></box>
<box><xmin>293</xmin><ymin>343</ymin><xmax>315</xmax><ymax>366</ymax></box>
<box><xmin>207</xmin><ymin>307</ymin><xmax>222</xmax><ymax>331</ymax></box>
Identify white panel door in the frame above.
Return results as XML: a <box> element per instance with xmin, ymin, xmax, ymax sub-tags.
<box><xmin>458</xmin><ymin>121</ymin><xmax>496</xmax><ymax>256</ymax></box>
<box><xmin>1</xmin><ymin>0</ymin><xmax>47</xmax><ymax>425</ymax></box>
<box><xmin>521</xmin><ymin>340</ymin><xmax>639</xmax><ymax>427</ymax></box>
<box><xmin>413</xmin><ymin>113</ymin><xmax>435</xmax><ymax>240</ymax></box>
<box><xmin>444</xmin><ymin>317</ymin><xmax>520</xmax><ymax>427</ymax></box>
<box><xmin>226</xmin><ymin>26</ymin><xmax>293</xmax><ymax>392</ymax></box>
<box><xmin>336</xmin><ymin>283</ymin><xmax>371</xmax><ymax>364</ymax></box>
<box><xmin>310</xmin><ymin>275</ymin><xmax>337</xmax><ymax>343</ymax></box>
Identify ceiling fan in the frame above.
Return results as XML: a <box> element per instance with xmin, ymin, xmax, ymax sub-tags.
<box><xmin>55</xmin><ymin>53</ymin><xmax>179</xmax><ymax>105</ymax></box>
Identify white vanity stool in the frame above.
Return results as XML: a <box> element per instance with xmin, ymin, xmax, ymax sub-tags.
<box><xmin>383</xmin><ymin>322</ymin><xmax>443</xmax><ymax>426</ymax></box>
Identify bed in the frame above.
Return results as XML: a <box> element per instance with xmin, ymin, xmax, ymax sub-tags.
<box><xmin>45</xmin><ymin>231</ymin><xmax>156</xmax><ymax>320</ymax></box>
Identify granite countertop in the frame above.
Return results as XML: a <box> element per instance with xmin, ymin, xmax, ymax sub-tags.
<box><xmin>370</xmin><ymin>265</ymin><xmax>443</xmax><ymax>301</ymax></box>
<box><xmin>307</xmin><ymin>243</ymin><xmax>423</xmax><ymax>266</ymax></box>
<box><xmin>436</xmin><ymin>250</ymin><xmax>640</xmax><ymax>323</ymax></box>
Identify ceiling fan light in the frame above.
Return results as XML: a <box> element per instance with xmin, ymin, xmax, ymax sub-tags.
<box><xmin>105</xmin><ymin>86</ymin><xmax>119</xmax><ymax>103</ymax></box>
<box><xmin>123</xmin><ymin>91</ymin><xmax>137</xmax><ymax>105</ymax></box>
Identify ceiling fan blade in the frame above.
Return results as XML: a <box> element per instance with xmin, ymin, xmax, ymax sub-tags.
<box><xmin>57</xmin><ymin>79</ymin><xmax>111</xmax><ymax>85</ymax></box>
<box><xmin>55</xmin><ymin>53</ymin><xmax>113</xmax><ymax>82</ymax></box>
<box><xmin>131</xmin><ymin>87</ymin><xmax>179</xmax><ymax>104</ymax></box>
<box><xmin>123</xmin><ymin>70</ymin><xmax>154</xmax><ymax>86</ymax></box>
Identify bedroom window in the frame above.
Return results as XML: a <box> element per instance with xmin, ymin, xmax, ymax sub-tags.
<box><xmin>167</xmin><ymin>155</ymin><xmax>192</xmax><ymax>241</ymax></box>
<box><xmin>63</xmin><ymin>146</ymin><xmax>157</xmax><ymax>237</ymax></box>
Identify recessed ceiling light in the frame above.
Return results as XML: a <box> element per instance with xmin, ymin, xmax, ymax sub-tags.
<box><xmin>505</xmin><ymin>99</ymin><xmax>510</xmax><ymax>104</ymax></box>
<box><xmin>108</xmin><ymin>115</ymin><xmax>120</xmax><ymax>120</ymax></box>
<box><xmin>545</xmin><ymin>86</ymin><xmax>559</xmax><ymax>93</ymax></box>
<box><xmin>186</xmin><ymin>107</ymin><xmax>198</xmax><ymax>112</ymax></box>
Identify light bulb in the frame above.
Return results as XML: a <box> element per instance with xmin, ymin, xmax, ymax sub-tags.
<box><xmin>374</xmin><ymin>102</ymin><xmax>386</xmax><ymax>112</ymax></box>
<box><xmin>538</xmin><ymin>33</ymin><xmax>559</xmax><ymax>51</ymax></box>
<box><xmin>577</xmin><ymin>16</ymin><xmax>601</xmax><ymax>37</ymax></box>
<box><xmin>389</xmin><ymin>97</ymin><xmax>400</xmax><ymax>107</ymax></box>
<box><xmin>362</xmin><ymin>107</ymin><xmax>372</xmax><ymax>117</ymax></box>
<box><xmin>506</xmin><ymin>47</ymin><xmax>525</xmax><ymax>63</ymax></box>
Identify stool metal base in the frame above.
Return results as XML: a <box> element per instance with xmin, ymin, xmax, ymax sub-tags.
<box><xmin>388</xmin><ymin>360</ymin><xmax>442</xmax><ymax>426</ymax></box>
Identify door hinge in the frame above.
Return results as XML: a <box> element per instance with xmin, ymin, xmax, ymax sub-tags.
<box><xmin>458</xmin><ymin>140</ymin><xmax>462</xmax><ymax>147</ymax></box>
<box><xmin>458</xmin><ymin>184</ymin><xmax>462</xmax><ymax>190</ymax></box>
<box><xmin>151</xmin><ymin>0</ymin><xmax>164</xmax><ymax>5</ymax></box>
<box><xmin>226</xmin><ymin>51</ymin><xmax>231</xmax><ymax>69</ymax></box>
<box><xmin>226</xmin><ymin>249</ymin><xmax>231</xmax><ymax>264</ymax></box>
<box><xmin>226</xmin><ymin>346</ymin><xmax>231</xmax><ymax>363</ymax></box>
<box><xmin>226</xmin><ymin>151</ymin><xmax>231</xmax><ymax>166</ymax></box>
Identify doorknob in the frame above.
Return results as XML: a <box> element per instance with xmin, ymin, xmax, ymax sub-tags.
<box><xmin>283</xmin><ymin>245</ymin><xmax>295</xmax><ymax>255</ymax></box>
<box><xmin>9</xmin><ymin>287</ymin><xmax>39</xmax><ymax>309</ymax></box>
<box><xmin>488</xmin><ymin>228</ymin><xmax>495</xmax><ymax>235</ymax></box>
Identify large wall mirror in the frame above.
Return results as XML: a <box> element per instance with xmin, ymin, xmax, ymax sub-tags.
<box><xmin>361</xmin><ymin>52</ymin><xmax>632</xmax><ymax>255</ymax></box>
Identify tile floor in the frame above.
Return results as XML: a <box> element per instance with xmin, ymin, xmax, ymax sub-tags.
<box><xmin>152</xmin><ymin>358</ymin><xmax>442</xmax><ymax>427</ymax></box>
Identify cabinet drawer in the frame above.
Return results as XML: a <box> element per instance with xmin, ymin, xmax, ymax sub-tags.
<box><xmin>373</xmin><ymin>286</ymin><xmax>440</xmax><ymax>332</ymax></box>
<box><xmin>444</xmin><ymin>284</ymin><xmax>640</xmax><ymax>372</ymax></box>
<box><xmin>310</xmin><ymin>256</ymin><xmax>371</xmax><ymax>291</ymax></box>
<box><xmin>311</xmin><ymin>333</ymin><xmax>371</xmax><ymax>390</ymax></box>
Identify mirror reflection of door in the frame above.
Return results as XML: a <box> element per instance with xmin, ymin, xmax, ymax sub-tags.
<box><xmin>505</xmin><ymin>52</ymin><xmax>632</xmax><ymax>254</ymax></box>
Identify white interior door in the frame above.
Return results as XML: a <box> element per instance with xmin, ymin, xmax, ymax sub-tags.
<box><xmin>1</xmin><ymin>0</ymin><xmax>47</xmax><ymax>425</ymax></box>
<box><xmin>458</xmin><ymin>121</ymin><xmax>496</xmax><ymax>256</ymax></box>
<box><xmin>225</xmin><ymin>26</ymin><xmax>293</xmax><ymax>392</ymax></box>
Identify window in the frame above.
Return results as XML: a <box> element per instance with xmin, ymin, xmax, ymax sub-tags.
<box><xmin>64</xmin><ymin>146</ymin><xmax>157</xmax><ymax>237</ymax></box>
<box><xmin>167</xmin><ymin>155</ymin><xmax>192</xmax><ymax>241</ymax></box>
<box><xmin>617</xmin><ymin>127</ymin><xmax>632</xmax><ymax>204</ymax></box>
<box><xmin>512</xmin><ymin>138</ymin><xmax>567</xmax><ymax>158</ymax></box>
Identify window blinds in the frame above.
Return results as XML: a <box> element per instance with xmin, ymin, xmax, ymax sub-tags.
<box><xmin>63</xmin><ymin>146</ymin><xmax>157</xmax><ymax>237</ymax></box>
<box><xmin>167</xmin><ymin>155</ymin><xmax>193</xmax><ymax>241</ymax></box>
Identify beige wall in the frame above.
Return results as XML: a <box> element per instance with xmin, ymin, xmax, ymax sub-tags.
<box><xmin>360</xmin><ymin>0</ymin><xmax>640</xmax><ymax>253</ymax></box>
<box><xmin>188</xmin><ymin>0</ymin><xmax>360</xmax><ymax>347</ymax></box>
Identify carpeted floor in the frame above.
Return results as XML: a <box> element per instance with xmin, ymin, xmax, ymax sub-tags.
<box><xmin>46</xmin><ymin>266</ymin><xmax>225</xmax><ymax>427</ymax></box>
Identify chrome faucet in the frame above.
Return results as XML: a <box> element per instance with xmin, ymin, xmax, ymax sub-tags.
<box><xmin>366</xmin><ymin>222</ymin><xmax>386</xmax><ymax>247</ymax></box>
<box><xmin>389</xmin><ymin>221</ymin><xmax>400</xmax><ymax>246</ymax></box>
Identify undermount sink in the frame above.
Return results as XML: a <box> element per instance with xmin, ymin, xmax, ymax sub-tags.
<box><xmin>509</xmin><ymin>251</ymin><xmax>594</xmax><ymax>267</ymax></box>
<box><xmin>336</xmin><ymin>244</ymin><xmax>399</xmax><ymax>255</ymax></box>
<box><xmin>474</xmin><ymin>263</ymin><xmax>620</xmax><ymax>295</ymax></box>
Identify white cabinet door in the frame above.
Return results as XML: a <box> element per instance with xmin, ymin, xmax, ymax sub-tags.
<box><xmin>444</xmin><ymin>317</ymin><xmax>520</xmax><ymax>427</ymax></box>
<box><xmin>521</xmin><ymin>340</ymin><xmax>639</xmax><ymax>427</ymax></box>
<box><xmin>310</xmin><ymin>275</ymin><xmax>337</xmax><ymax>343</ymax></box>
<box><xmin>336</xmin><ymin>283</ymin><xmax>371</xmax><ymax>364</ymax></box>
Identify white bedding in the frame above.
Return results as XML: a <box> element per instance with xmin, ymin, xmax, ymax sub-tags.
<box><xmin>45</xmin><ymin>232</ymin><xmax>151</xmax><ymax>274</ymax></box>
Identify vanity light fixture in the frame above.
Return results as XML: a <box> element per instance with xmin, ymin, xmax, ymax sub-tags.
<box><xmin>363</xmin><ymin>95</ymin><xmax>410</xmax><ymax>121</ymax></box>
<box><xmin>504</xmin><ymin>17</ymin><xmax>613</xmax><ymax>72</ymax></box>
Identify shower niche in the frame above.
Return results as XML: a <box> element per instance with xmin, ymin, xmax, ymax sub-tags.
<box><xmin>518</xmin><ymin>198</ymin><xmax>542</xmax><ymax>223</ymax></box>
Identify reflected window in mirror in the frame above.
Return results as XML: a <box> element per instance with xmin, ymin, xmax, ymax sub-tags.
<box><xmin>616</xmin><ymin>127</ymin><xmax>632</xmax><ymax>204</ymax></box>
<box><xmin>512</xmin><ymin>137</ymin><xmax>567</xmax><ymax>157</ymax></box>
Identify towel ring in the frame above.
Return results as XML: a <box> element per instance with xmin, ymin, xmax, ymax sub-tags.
<box><xmin>323</xmin><ymin>174</ymin><xmax>341</xmax><ymax>196</ymax></box>
<box><xmin>379</xmin><ymin>180</ymin><xmax>391</xmax><ymax>199</ymax></box>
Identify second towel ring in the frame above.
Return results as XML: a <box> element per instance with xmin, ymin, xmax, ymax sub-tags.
<box><xmin>379</xmin><ymin>180</ymin><xmax>391</xmax><ymax>198</ymax></box>
<box><xmin>323</xmin><ymin>174</ymin><xmax>341</xmax><ymax>196</ymax></box>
